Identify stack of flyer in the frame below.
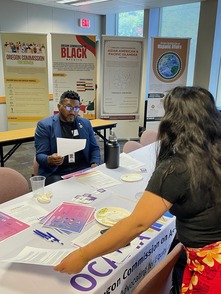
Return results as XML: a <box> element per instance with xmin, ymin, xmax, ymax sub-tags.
<box><xmin>40</xmin><ymin>202</ymin><xmax>95</xmax><ymax>234</ymax></box>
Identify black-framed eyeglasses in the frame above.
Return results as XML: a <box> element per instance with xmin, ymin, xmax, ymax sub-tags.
<box><xmin>61</xmin><ymin>104</ymin><xmax>80</xmax><ymax>112</ymax></box>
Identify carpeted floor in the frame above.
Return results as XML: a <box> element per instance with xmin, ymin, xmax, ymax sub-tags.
<box><xmin>3</xmin><ymin>136</ymin><xmax>128</xmax><ymax>189</ymax></box>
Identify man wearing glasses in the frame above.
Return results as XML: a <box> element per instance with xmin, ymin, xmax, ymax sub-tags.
<box><xmin>35</xmin><ymin>90</ymin><xmax>101</xmax><ymax>185</ymax></box>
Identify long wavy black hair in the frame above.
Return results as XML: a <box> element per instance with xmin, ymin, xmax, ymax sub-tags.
<box><xmin>157</xmin><ymin>86</ymin><xmax>221</xmax><ymax>202</ymax></box>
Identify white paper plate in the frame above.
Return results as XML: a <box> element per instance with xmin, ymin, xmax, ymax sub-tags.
<box><xmin>121</xmin><ymin>173</ymin><xmax>143</xmax><ymax>182</ymax></box>
<box><xmin>95</xmin><ymin>207</ymin><xmax>131</xmax><ymax>227</ymax></box>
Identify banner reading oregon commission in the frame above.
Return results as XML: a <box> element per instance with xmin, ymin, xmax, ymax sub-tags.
<box><xmin>1</xmin><ymin>33</ymin><xmax>49</xmax><ymax>130</ymax></box>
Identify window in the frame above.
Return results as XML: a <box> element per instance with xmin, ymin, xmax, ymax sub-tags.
<box><xmin>118</xmin><ymin>10</ymin><xmax>144</xmax><ymax>37</ymax></box>
<box><xmin>118</xmin><ymin>4</ymin><xmax>200</xmax><ymax>84</ymax></box>
<box><xmin>216</xmin><ymin>61</ymin><xmax>221</xmax><ymax>108</ymax></box>
<box><xmin>159</xmin><ymin>3</ymin><xmax>200</xmax><ymax>86</ymax></box>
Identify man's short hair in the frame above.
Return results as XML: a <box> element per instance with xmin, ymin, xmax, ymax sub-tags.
<box><xmin>59</xmin><ymin>90</ymin><xmax>80</xmax><ymax>103</ymax></box>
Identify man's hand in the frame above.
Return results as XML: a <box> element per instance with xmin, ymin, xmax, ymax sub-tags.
<box><xmin>90</xmin><ymin>163</ymin><xmax>97</xmax><ymax>168</ymax></box>
<box><xmin>48</xmin><ymin>154</ymin><xmax>64</xmax><ymax>166</ymax></box>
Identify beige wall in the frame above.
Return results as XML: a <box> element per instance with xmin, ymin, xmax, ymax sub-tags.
<box><xmin>0</xmin><ymin>0</ymin><xmax>102</xmax><ymax>130</ymax></box>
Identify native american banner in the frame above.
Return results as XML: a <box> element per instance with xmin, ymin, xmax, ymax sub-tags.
<box><xmin>1</xmin><ymin>33</ymin><xmax>49</xmax><ymax>130</ymax></box>
<box><xmin>147</xmin><ymin>37</ymin><xmax>190</xmax><ymax>120</ymax></box>
<box><xmin>51</xmin><ymin>34</ymin><xmax>96</xmax><ymax>119</ymax></box>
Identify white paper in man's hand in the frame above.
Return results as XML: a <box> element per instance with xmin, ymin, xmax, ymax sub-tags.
<box><xmin>57</xmin><ymin>138</ymin><xmax>86</xmax><ymax>156</ymax></box>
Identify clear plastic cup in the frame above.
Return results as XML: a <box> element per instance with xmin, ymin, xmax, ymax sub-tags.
<box><xmin>30</xmin><ymin>176</ymin><xmax>46</xmax><ymax>198</ymax></box>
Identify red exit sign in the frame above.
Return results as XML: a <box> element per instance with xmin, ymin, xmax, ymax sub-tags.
<box><xmin>79</xmin><ymin>18</ymin><xmax>90</xmax><ymax>28</ymax></box>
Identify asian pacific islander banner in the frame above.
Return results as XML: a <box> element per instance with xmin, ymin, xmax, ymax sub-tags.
<box><xmin>100</xmin><ymin>36</ymin><xmax>144</xmax><ymax>139</ymax></box>
<box><xmin>101</xmin><ymin>36</ymin><xmax>144</xmax><ymax>118</ymax></box>
<box><xmin>1</xmin><ymin>33</ymin><xmax>49</xmax><ymax>130</ymax></box>
<box><xmin>51</xmin><ymin>34</ymin><xmax>96</xmax><ymax>119</ymax></box>
<box><xmin>147</xmin><ymin>37</ymin><xmax>190</xmax><ymax>121</ymax></box>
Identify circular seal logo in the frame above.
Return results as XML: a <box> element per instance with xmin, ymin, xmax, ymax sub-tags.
<box><xmin>157</xmin><ymin>52</ymin><xmax>181</xmax><ymax>80</ymax></box>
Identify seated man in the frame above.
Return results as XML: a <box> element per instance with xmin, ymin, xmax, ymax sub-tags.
<box><xmin>35</xmin><ymin>90</ymin><xmax>101</xmax><ymax>185</ymax></box>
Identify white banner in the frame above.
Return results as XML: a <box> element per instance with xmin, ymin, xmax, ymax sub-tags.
<box><xmin>101</xmin><ymin>36</ymin><xmax>144</xmax><ymax>118</ymax></box>
<box><xmin>147</xmin><ymin>37</ymin><xmax>190</xmax><ymax>120</ymax></box>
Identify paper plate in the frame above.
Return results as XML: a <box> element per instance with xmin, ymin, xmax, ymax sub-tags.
<box><xmin>121</xmin><ymin>173</ymin><xmax>143</xmax><ymax>182</ymax></box>
<box><xmin>95</xmin><ymin>207</ymin><xmax>131</xmax><ymax>227</ymax></box>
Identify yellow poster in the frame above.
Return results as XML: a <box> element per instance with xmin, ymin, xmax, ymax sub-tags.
<box><xmin>1</xmin><ymin>33</ymin><xmax>49</xmax><ymax>130</ymax></box>
<box><xmin>51</xmin><ymin>34</ymin><xmax>96</xmax><ymax>119</ymax></box>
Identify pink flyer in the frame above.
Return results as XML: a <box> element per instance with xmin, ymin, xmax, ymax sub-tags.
<box><xmin>43</xmin><ymin>202</ymin><xmax>95</xmax><ymax>233</ymax></box>
<box><xmin>0</xmin><ymin>212</ymin><xmax>30</xmax><ymax>241</ymax></box>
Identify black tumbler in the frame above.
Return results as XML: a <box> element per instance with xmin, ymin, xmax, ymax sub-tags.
<box><xmin>105</xmin><ymin>132</ymin><xmax>120</xmax><ymax>169</ymax></box>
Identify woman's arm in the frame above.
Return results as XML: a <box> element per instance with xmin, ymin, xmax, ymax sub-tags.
<box><xmin>54</xmin><ymin>191</ymin><xmax>172</xmax><ymax>274</ymax></box>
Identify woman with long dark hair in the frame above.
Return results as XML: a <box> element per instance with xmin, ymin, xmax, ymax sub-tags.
<box><xmin>54</xmin><ymin>86</ymin><xmax>221</xmax><ymax>293</ymax></box>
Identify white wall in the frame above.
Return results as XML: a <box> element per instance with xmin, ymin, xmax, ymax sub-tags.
<box><xmin>0</xmin><ymin>0</ymin><xmax>102</xmax><ymax>131</ymax></box>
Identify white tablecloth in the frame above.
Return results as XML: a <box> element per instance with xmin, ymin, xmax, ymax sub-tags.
<box><xmin>0</xmin><ymin>142</ymin><xmax>176</xmax><ymax>294</ymax></box>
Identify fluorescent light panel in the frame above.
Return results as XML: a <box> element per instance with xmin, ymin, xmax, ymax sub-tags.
<box><xmin>71</xmin><ymin>0</ymin><xmax>110</xmax><ymax>6</ymax></box>
<box><xmin>56</xmin><ymin>1</ymin><xmax>75</xmax><ymax>3</ymax></box>
<box><xmin>56</xmin><ymin>0</ymin><xmax>111</xmax><ymax>4</ymax></box>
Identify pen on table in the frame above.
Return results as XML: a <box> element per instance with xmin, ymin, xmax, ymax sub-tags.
<box><xmin>33</xmin><ymin>230</ymin><xmax>54</xmax><ymax>243</ymax></box>
<box><xmin>46</xmin><ymin>231</ymin><xmax>64</xmax><ymax>245</ymax></box>
<box><xmin>34</xmin><ymin>229</ymin><xmax>50</xmax><ymax>238</ymax></box>
<box><xmin>33</xmin><ymin>229</ymin><xmax>64</xmax><ymax>245</ymax></box>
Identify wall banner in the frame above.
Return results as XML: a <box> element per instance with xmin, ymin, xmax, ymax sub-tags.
<box><xmin>101</xmin><ymin>36</ymin><xmax>144</xmax><ymax>118</ymax></box>
<box><xmin>1</xmin><ymin>33</ymin><xmax>49</xmax><ymax>130</ymax></box>
<box><xmin>147</xmin><ymin>37</ymin><xmax>190</xmax><ymax>120</ymax></box>
<box><xmin>51</xmin><ymin>34</ymin><xmax>96</xmax><ymax>119</ymax></box>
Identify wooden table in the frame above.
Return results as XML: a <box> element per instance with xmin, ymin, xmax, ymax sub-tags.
<box><xmin>0</xmin><ymin>119</ymin><xmax>117</xmax><ymax>166</ymax></box>
<box><xmin>0</xmin><ymin>128</ymin><xmax>35</xmax><ymax>167</ymax></box>
<box><xmin>90</xmin><ymin>119</ymin><xmax>117</xmax><ymax>160</ymax></box>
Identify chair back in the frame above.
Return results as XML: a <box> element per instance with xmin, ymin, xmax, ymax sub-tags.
<box><xmin>133</xmin><ymin>242</ymin><xmax>184</xmax><ymax>294</ymax></box>
<box><xmin>122</xmin><ymin>141</ymin><xmax>143</xmax><ymax>154</ymax></box>
<box><xmin>140</xmin><ymin>129</ymin><xmax>158</xmax><ymax>146</ymax></box>
<box><xmin>0</xmin><ymin>167</ymin><xmax>29</xmax><ymax>204</ymax></box>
